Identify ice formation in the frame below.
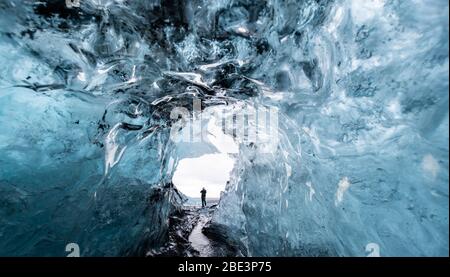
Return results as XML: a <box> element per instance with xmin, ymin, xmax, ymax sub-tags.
<box><xmin>0</xmin><ymin>0</ymin><xmax>448</xmax><ymax>256</ymax></box>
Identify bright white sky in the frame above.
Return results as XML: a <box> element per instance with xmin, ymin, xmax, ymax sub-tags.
<box><xmin>172</xmin><ymin>153</ymin><xmax>235</xmax><ymax>198</ymax></box>
<box><xmin>172</xmin><ymin>106</ymin><xmax>238</xmax><ymax>198</ymax></box>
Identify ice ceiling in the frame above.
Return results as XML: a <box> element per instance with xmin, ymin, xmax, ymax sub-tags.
<box><xmin>0</xmin><ymin>0</ymin><xmax>448</xmax><ymax>256</ymax></box>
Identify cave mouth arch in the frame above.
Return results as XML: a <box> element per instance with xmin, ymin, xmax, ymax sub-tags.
<box><xmin>170</xmin><ymin>105</ymin><xmax>239</xmax><ymax>206</ymax></box>
<box><xmin>172</xmin><ymin>153</ymin><xmax>234</xmax><ymax>206</ymax></box>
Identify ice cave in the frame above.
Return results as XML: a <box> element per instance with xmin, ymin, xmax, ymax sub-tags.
<box><xmin>0</xmin><ymin>0</ymin><xmax>448</xmax><ymax>257</ymax></box>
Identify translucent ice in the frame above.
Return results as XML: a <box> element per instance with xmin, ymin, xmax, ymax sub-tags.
<box><xmin>0</xmin><ymin>0</ymin><xmax>448</xmax><ymax>256</ymax></box>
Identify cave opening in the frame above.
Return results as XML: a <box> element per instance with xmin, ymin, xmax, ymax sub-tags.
<box><xmin>170</xmin><ymin>105</ymin><xmax>239</xmax><ymax>207</ymax></box>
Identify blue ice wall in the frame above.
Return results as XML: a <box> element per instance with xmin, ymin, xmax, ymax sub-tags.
<box><xmin>0</xmin><ymin>0</ymin><xmax>448</xmax><ymax>256</ymax></box>
<box><xmin>212</xmin><ymin>0</ymin><xmax>449</xmax><ymax>256</ymax></box>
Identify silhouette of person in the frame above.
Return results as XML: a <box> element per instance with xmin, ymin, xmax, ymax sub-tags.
<box><xmin>200</xmin><ymin>187</ymin><xmax>207</xmax><ymax>208</ymax></box>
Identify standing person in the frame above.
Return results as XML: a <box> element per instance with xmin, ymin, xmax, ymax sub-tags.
<box><xmin>200</xmin><ymin>187</ymin><xmax>207</xmax><ymax>208</ymax></box>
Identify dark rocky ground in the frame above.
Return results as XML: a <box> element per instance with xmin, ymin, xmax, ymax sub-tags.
<box><xmin>146</xmin><ymin>204</ymin><xmax>243</xmax><ymax>257</ymax></box>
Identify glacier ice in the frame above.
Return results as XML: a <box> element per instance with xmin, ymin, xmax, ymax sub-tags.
<box><xmin>0</xmin><ymin>0</ymin><xmax>448</xmax><ymax>256</ymax></box>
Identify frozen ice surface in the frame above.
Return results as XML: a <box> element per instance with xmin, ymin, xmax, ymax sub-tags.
<box><xmin>0</xmin><ymin>0</ymin><xmax>448</xmax><ymax>256</ymax></box>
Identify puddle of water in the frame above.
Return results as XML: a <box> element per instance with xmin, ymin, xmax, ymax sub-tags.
<box><xmin>188</xmin><ymin>212</ymin><xmax>214</xmax><ymax>257</ymax></box>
